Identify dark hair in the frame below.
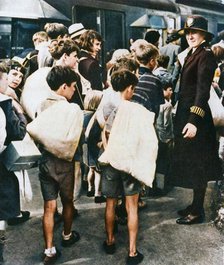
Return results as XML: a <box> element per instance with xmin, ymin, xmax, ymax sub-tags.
<box><xmin>111</xmin><ymin>69</ymin><xmax>138</xmax><ymax>92</ymax></box>
<box><xmin>161</xmin><ymin>79</ymin><xmax>173</xmax><ymax>91</ymax></box>
<box><xmin>44</xmin><ymin>23</ymin><xmax>68</xmax><ymax>40</ymax></box>
<box><xmin>49</xmin><ymin>39</ymin><xmax>80</xmax><ymax>60</ymax></box>
<box><xmin>157</xmin><ymin>55</ymin><xmax>170</xmax><ymax>69</ymax></box>
<box><xmin>79</xmin><ymin>30</ymin><xmax>103</xmax><ymax>52</ymax></box>
<box><xmin>144</xmin><ymin>30</ymin><xmax>160</xmax><ymax>45</ymax></box>
<box><xmin>46</xmin><ymin>66</ymin><xmax>79</xmax><ymax>91</ymax></box>
<box><xmin>7</xmin><ymin>60</ymin><xmax>26</xmax><ymax>75</ymax></box>
<box><xmin>112</xmin><ymin>57</ymin><xmax>139</xmax><ymax>74</ymax></box>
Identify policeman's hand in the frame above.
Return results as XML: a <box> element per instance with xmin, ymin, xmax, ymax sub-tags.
<box><xmin>182</xmin><ymin>123</ymin><xmax>197</xmax><ymax>139</ymax></box>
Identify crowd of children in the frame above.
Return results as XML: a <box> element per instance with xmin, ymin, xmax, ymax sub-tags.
<box><xmin>0</xmin><ymin>16</ymin><xmax>224</xmax><ymax>265</ymax></box>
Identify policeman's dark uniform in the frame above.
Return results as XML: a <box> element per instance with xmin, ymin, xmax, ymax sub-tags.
<box><xmin>169</xmin><ymin>16</ymin><xmax>222</xmax><ymax>222</ymax></box>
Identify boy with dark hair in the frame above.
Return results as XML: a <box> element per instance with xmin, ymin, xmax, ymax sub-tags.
<box><xmin>144</xmin><ymin>29</ymin><xmax>160</xmax><ymax>48</ymax></box>
<box><xmin>100</xmin><ymin>69</ymin><xmax>145</xmax><ymax>265</ymax></box>
<box><xmin>39</xmin><ymin>66</ymin><xmax>80</xmax><ymax>265</ymax></box>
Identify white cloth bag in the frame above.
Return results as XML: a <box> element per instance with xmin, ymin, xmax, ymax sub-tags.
<box><xmin>27</xmin><ymin>101</ymin><xmax>84</xmax><ymax>161</ymax></box>
<box><xmin>98</xmin><ymin>100</ymin><xmax>158</xmax><ymax>187</ymax></box>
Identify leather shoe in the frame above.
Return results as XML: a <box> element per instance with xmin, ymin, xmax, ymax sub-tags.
<box><xmin>176</xmin><ymin>214</ymin><xmax>204</xmax><ymax>225</ymax></box>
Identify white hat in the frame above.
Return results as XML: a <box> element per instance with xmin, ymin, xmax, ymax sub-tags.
<box><xmin>68</xmin><ymin>23</ymin><xmax>86</xmax><ymax>39</ymax></box>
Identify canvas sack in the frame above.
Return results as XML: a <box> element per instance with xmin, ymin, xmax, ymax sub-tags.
<box><xmin>27</xmin><ymin>101</ymin><xmax>83</xmax><ymax>161</ymax></box>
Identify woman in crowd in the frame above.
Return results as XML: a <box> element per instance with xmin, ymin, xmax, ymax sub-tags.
<box><xmin>169</xmin><ymin>15</ymin><xmax>222</xmax><ymax>225</ymax></box>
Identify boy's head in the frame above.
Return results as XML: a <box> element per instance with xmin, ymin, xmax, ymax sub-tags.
<box><xmin>112</xmin><ymin>57</ymin><xmax>139</xmax><ymax>75</ymax></box>
<box><xmin>111</xmin><ymin>69</ymin><xmax>138</xmax><ymax>100</ymax></box>
<box><xmin>46</xmin><ymin>66</ymin><xmax>79</xmax><ymax>100</ymax></box>
<box><xmin>49</xmin><ymin>39</ymin><xmax>80</xmax><ymax>70</ymax></box>
<box><xmin>79</xmin><ymin>30</ymin><xmax>103</xmax><ymax>57</ymax></box>
<box><xmin>0</xmin><ymin>63</ymin><xmax>8</xmax><ymax>94</ymax></box>
<box><xmin>144</xmin><ymin>29</ymin><xmax>160</xmax><ymax>48</ymax></box>
<box><xmin>32</xmin><ymin>31</ymin><xmax>48</xmax><ymax>48</ymax></box>
<box><xmin>134</xmin><ymin>43</ymin><xmax>159</xmax><ymax>70</ymax></box>
<box><xmin>157</xmin><ymin>55</ymin><xmax>170</xmax><ymax>69</ymax></box>
<box><xmin>162</xmin><ymin>81</ymin><xmax>173</xmax><ymax>100</ymax></box>
<box><xmin>44</xmin><ymin>23</ymin><xmax>68</xmax><ymax>40</ymax></box>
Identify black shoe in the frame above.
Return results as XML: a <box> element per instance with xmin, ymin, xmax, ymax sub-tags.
<box><xmin>103</xmin><ymin>241</ymin><xmax>116</xmax><ymax>255</ymax></box>
<box><xmin>7</xmin><ymin>211</ymin><xmax>30</xmax><ymax>226</ymax></box>
<box><xmin>94</xmin><ymin>196</ymin><xmax>106</xmax><ymax>203</ymax></box>
<box><xmin>61</xmin><ymin>230</ymin><xmax>80</xmax><ymax>247</ymax></box>
<box><xmin>43</xmin><ymin>249</ymin><xmax>61</xmax><ymax>265</ymax></box>
<box><xmin>176</xmin><ymin>214</ymin><xmax>204</xmax><ymax>225</ymax></box>
<box><xmin>177</xmin><ymin>205</ymin><xmax>192</xmax><ymax>217</ymax></box>
<box><xmin>126</xmin><ymin>250</ymin><xmax>144</xmax><ymax>265</ymax></box>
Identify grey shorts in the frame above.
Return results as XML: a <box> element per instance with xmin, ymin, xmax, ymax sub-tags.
<box><xmin>101</xmin><ymin>165</ymin><xmax>141</xmax><ymax>198</ymax></box>
<box><xmin>39</xmin><ymin>153</ymin><xmax>74</xmax><ymax>202</ymax></box>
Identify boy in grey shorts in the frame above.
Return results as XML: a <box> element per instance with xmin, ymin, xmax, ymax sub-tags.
<box><xmin>100</xmin><ymin>69</ymin><xmax>144</xmax><ymax>265</ymax></box>
<box><xmin>38</xmin><ymin>66</ymin><xmax>81</xmax><ymax>265</ymax></box>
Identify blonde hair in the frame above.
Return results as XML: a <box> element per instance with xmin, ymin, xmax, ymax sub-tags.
<box><xmin>84</xmin><ymin>90</ymin><xmax>103</xmax><ymax>111</ymax></box>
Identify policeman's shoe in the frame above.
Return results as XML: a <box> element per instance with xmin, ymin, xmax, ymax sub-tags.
<box><xmin>176</xmin><ymin>214</ymin><xmax>204</xmax><ymax>225</ymax></box>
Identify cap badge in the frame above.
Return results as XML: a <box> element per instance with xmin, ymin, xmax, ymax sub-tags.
<box><xmin>186</xmin><ymin>18</ymin><xmax>194</xmax><ymax>27</ymax></box>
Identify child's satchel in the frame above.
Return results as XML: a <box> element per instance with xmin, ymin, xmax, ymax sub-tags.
<box><xmin>27</xmin><ymin>101</ymin><xmax>84</xmax><ymax>161</ymax></box>
<box><xmin>0</xmin><ymin>133</ymin><xmax>41</xmax><ymax>171</ymax></box>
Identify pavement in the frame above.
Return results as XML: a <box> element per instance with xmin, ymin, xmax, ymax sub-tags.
<box><xmin>3</xmin><ymin>167</ymin><xmax>224</xmax><ymax>265</ymax></box>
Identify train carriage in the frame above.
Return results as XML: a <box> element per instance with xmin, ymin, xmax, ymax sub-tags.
<box><xmin>1</xmin><ymin>0</ymin><xmax>224</xmax><ymax>62</ymax></box>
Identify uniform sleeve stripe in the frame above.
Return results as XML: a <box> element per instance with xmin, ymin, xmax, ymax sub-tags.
<box><xmin>190</xmin><ymin>106</ymin><xmax>205</xmax><ymax>118</ymax></box>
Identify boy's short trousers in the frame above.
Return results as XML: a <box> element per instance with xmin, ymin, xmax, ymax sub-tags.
<box><xmin>39</xmin><ymin>153</ymin><xmax>74</xmax><ymax>202</ymax></box>
<box><xmin>101</xmin><ymin>164</ymin><xmax>141</xmax><ymax>198</ymax></box>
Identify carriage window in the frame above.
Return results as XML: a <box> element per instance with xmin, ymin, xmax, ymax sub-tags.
<box><xmin>11</xmin><ymin>19</ymin><xmax>40</xmax><ymax>58</ymax></box>
<box><xmin>0</xmin><ymin>22</ymin><xmax>11</xmax><ymax>59</ymax></box>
